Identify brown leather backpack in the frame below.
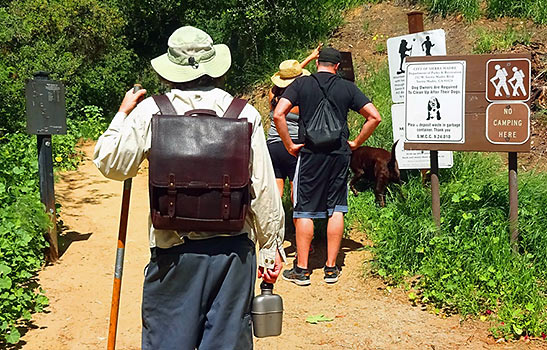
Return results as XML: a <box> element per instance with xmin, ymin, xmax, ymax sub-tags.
<box><xmin>149</xmin><ymin>95</ymin><xmax>252</xmax><ymax>232</ymax></box>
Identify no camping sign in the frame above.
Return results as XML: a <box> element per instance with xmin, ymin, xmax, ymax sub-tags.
<box><xmin>404</xmin><ymin>61</ymin><xmax>466</xmax><ymax>144</ymax></box>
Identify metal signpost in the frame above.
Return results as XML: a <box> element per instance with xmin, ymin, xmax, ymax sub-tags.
<box><xmin>25</xmin><ymin>72</ymin><xmax>66</xmax><ymax>261</ymax></box>
<box><xmin>386</xmin><ymin>12</ymin><xmax>453</xmax><ymax>227</ymax></box>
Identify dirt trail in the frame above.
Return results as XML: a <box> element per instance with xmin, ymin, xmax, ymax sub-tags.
<box><xmin>18</xmin><ymin>143</ymin><xmax>545</xmax><ymax>350</ymax></box>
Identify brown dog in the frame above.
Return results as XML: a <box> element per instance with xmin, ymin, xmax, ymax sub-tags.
<box><xmin>349</xmin><ymin>141</ymin><xmax>401</xmax><ymax>207</ymax></box>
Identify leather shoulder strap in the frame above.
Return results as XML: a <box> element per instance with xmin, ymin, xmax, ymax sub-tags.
<box><xmin>224</xmin><ymin>97</ymin><xmax>247</xmax><ymax>119</ymax></box>
<box><xmin>152</xmin><ymin>95</ymin><xmax>177</xmax><ymax>115</ymax></box>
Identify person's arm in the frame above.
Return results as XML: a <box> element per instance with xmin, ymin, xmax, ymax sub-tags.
<box><xmin>300</xmin><ymin>43</ymin><xmax>322</xmax><ymax>68</ymax></box>
<box><xmin>273</xmin><ymin>97</ymin><xmax>304</xmax><ymax>156</ymax></box>
<box><xmin>93</xmin><ymin>87</ymin><xmax>150</xmax><ymax>181</ymax></box>
<box><xmin>348</xmin><ymin>103</ymin><xmax>382</xmax><ymax>151</ymax></box>
<box><xmin>247</xmin><ymin>108</ymin><xmax>286</xmax><ymax>283</ymax></box>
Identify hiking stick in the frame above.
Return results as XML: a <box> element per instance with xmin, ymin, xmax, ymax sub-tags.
<box><xmin>107</xmin><ymin>84</ymin><xmax>141</xmax><ymax>350</ymax></box>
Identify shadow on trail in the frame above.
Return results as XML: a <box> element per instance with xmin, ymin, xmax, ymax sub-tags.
<box><xmin>58</xmin><ymin>228</ymin><xmax>93</xmax><ymax>257</ymax></box>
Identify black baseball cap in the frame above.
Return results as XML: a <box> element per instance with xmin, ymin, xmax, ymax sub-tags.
<box><xmin>318</xmin><ymin>47</ymin><xmax>341</xmax><ymax>64</ymax></box>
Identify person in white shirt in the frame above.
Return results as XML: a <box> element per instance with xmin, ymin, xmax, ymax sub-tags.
<box><xmin>93</xmin><ymin>26</ymin><xmax>285</xmax><ymax>350</ymax></box>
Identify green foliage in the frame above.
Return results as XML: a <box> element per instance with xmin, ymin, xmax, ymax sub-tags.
<box><xmin>111</xmin><ymin>0</ymin><xmax>365</xmax><ymax>91</ymax></box>
<box><xmin>420</xmin><ymin>0</ymin><xmax>481</xmax><ymax>20</ymax></box>
<box><xmin>413</xmin><ymin>0</ymin><xmax>546</xmax><ymax>23</ymax></box>
<box><xmin>0</xmin><ymin>134</ymin><xmax>50</xmax><ymax>345</ymax></box>
<box><xmin>473</xmin><ymin>25</ymin><xmax>531</xmax><ymax>54</ymax></box>
<box><xmin>348</xmin><ymin>66</ymin><xmax>547</xmax><ymax>338</ymax></box>
<box><xmin>0</xmin><ymin>0</ymin><xmax>139</xmax><ymax>134</ymax></box>
<box><xmin>487</xmin><ymin>0</ymin><xmax>547</xmax><ymax>24</ymax></box>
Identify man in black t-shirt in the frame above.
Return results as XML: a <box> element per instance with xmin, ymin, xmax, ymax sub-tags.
<box><xmin>273</xmin><ymin>47</ymin><xmax>381</xmax><ymax>286</ymax></box>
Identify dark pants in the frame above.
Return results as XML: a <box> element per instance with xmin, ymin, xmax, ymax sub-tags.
<box><xmin>142</xmin><ymin>234</ymin><xmax>256</xmax><ymax>350</ymax></box>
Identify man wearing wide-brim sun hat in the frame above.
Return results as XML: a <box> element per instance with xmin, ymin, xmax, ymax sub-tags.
<box><xmin>150</xmin><ymin>26</ymin><xmax>232</xmax><ymax>83</ymax></box>
<box><xmin>93</xmin><ymin>25</ymin><xmax>286</xmax><ymax>350</ymax></box>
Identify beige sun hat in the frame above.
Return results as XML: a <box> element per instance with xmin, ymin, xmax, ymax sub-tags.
<box><xmin>151</xmin><ymin>26</ymin><xmax>231</xmax><ymax>83</ymax></box>
<box><xmin>270</xmin><ymin>59</ymin><xmax>310</xmax><ymax>88</ymax></box>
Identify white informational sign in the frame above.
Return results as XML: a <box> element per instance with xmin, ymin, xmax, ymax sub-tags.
<box><xmin>387</xmin><ymin>29</ymin><xmax>446</xmax><ymax>103</ymax></box>
<box><xmin>391</xmin><ymin>104</ymin><xmax>453</xmax><ymax>169</ymax></box>
<box><xmin>405</xmin><ymin>61</ymin><xmax>466</xmax><ymax>144</ymax></box>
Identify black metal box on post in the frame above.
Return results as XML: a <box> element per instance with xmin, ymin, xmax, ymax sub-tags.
<box><xmin>25</xmin><ymin>72</ymin><xmax>66</xmax><ymax>261</ymax></box>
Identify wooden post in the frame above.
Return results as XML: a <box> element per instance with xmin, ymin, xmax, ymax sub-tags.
<box><xmin>508</xmin><ymin>152</ymin><xmax>518</xmax><ymax>252</ymax></box>
<box><xmin>407</xmin><ymin>11</ymin><xmax>441</xmax><ymax>228</ymax></box>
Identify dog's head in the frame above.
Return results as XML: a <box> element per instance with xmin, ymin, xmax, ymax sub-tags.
<box><xmin>428</xmin><ymin>97</ymin><xmax>440</xmax><ymax>111</ymax></box>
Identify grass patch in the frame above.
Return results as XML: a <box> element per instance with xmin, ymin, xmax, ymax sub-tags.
<box><xmin>473</xmin><ymin>25</ymin><xmax>532</xmax><ymax>54</ymax></box>
<box><xmin>420</xmin><ymin>0</ymin><xmax>481</xmax><ymax>21</ymax></box>
<box><xmin>408</xmin><ymin>0</ymin><xmax>547</xmax><ymax>24</ymax></box>
<box><xmin>348</xmin><ymin>62</ymin><xmax>547</xmax><ymax>339</ymax></box>
<box><xmin>487</xmin><ymin>0</ymin><xmax>547</xmax><ymax>24</ymax></box>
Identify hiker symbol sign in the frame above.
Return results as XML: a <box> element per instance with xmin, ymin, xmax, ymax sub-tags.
<box><xmin>486</xmin><ymin>58</ymin><xmax>531</xmax><ymax>102</ymax></box>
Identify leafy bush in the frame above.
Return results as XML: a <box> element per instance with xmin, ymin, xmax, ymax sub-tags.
<box><xmin>419</xmin><ymin>0</ymin><xmax>481</xmax><ymax>20</ymax></box>
<box><xmin>0</xmin><ymin>0</ymin><xmax>139</xmax><ymax>135</ymax></box>
<box><xmin>0</xmin><ymin>133</ymin><xmax>50</xmax><ymax>345</ymax></box>
<box><xmin>410</xmin><ymin>0</ymin><xmax>546</xmax><ymax>23</ymax></box>
<box><xmin>347</xmin><ymin>64</ymin><xmax>547</xmax><ymax>338</ymax></box>
<box><xmin>112</xmin><ymin>0</ymin><xmax>365</xmax><ymax>91</ymax></box>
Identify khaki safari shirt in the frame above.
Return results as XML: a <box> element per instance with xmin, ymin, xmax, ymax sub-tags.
<box><xmin>93</xmin><ymin>87</ymin><xmax>286</xmax><ymax>268</ymax></box>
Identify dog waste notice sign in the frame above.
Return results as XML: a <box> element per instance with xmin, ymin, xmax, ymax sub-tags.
<box><xmin>404</xmin><ymin>61</ymin><xmax>466</xmax><ymax>144</ymax></box>
<box><xmin>391</xmin><ymin>104</ymin><xmax>453</xmax><ymax>169</ymax></box>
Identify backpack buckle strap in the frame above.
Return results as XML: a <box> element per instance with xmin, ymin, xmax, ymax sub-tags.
<box><xmin>168</xmin><ymin>173</ymin><xmax>176</xmax><ymax>218</ymax></box>
<box><xmin>222</xmin><ymin>174</ymin><xmax>230</xmax><ymax>220</ymax></box>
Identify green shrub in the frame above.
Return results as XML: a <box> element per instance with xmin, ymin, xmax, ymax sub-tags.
<box><xmin>420</xmin><ymin>0</ymin><xmax>481</xmax><ymax>20</ymax></box>
<box><xmin>413</xmin><ymin>0</ymin><xmax>546</xmax><ymax>24</ymax></box>
<box><xmin>0</xmin><ymin>134</ymin><xmax>50</xmax><ymax>345</ymax></box>
<box><xmin>0</xmin><ymin>0</ymin><xmax>139</xmax><ymax>135</ymax></box>
<box><xmin>111</xmin><ymin>0</ymin><xmax>365</xmax><ymax>92</ymax></box>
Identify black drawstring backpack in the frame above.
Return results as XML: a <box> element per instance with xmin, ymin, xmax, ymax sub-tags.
<box><xmin>304</xmin><ymin>74</ymin><xmax>343</xmax><ymax>150</ymax></box>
